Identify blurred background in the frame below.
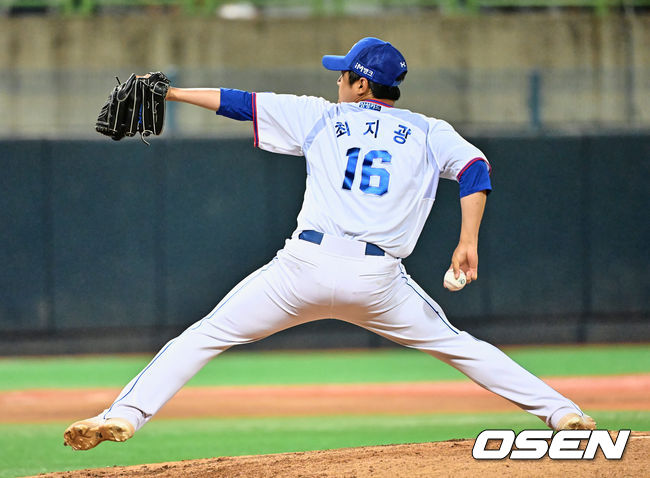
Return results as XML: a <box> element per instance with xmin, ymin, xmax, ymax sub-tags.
<box><xmin>1</xmin><ymin>0</ymin><xmax>649</xmax><ymax>355</ymax></box>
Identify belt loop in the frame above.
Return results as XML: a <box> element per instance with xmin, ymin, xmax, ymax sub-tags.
<box><xmin>298</xmin><ymin>230</ymin><xmax>324</xmax><ymax>244</ymax></box>
<box><xmin>299</xmin><ymin>230</ymin><xmax>384</xmax><ymax>257</ymax></box>
<box><xmin>364</xmin><ymin>243</ymin><xmax>385</xmax><ymax>256</ymax></box>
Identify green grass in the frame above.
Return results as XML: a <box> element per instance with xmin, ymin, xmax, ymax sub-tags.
<box><xmin>1</xmin><ymin>345</ymin><xmax>648</xmax><ymax>477</ymax></box>
<box><xmin>3</xmin><ymin>410</ymin><xmax>648</xmax><ymax>478</ymax></box>
<box><xmin>0</xmin><ymin>344</ymin><xmax>648</xmax><ymax>391</ymax></box>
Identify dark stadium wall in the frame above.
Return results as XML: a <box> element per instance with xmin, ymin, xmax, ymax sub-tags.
<box><xmin>1</xmin><ymin>135</ymin><xmax>648</xmax><ymax>354</ymax></box>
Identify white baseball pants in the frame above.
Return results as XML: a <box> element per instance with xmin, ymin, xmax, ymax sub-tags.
<box><xmin>103</xmin><ymin>234</ymin><xmax>583</xmax><ymax>431</ymax></box>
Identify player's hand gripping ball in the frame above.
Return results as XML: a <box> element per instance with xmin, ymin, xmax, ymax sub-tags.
<box><xmin>443</xmin><ymin>269</ymin><xmax>466</xmax><ymax>291</ymax></box>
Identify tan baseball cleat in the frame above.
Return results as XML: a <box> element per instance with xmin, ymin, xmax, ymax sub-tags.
<box><xmin>555</xmin><ymin>413</ymin><xmax>597</xmax><ymax>431</ymax></box>
<box><xmin>63</xmin><ymin>416</ymin><xmax>135</xmax><ymax>450</ymax></box>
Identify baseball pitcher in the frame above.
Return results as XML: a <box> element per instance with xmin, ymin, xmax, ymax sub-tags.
<box><xmin>64</xmin><ymin>37</ymin><xmax>595</xmax><ymax>451</ymax></box>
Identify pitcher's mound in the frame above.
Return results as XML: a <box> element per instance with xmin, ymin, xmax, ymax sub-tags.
<box><xmin>37</xmin><ymin>432</ymin><xmax>649</xmax><ymax>478</ymax></box>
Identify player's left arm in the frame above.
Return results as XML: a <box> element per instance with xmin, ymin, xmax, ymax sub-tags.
<box><xmin>167</xmin><ymin>86</ymin><xmax>331</xmax><ymax>156</ymax></box>
<box><xmin>166</xmin><ymin>87</ymin><xmax>222</xmax><ymax>111</ymax></box>
<box><xmin>451</xmin><ymin>190</ymin><xmax>488</xmax><ymax>284</ymax></box>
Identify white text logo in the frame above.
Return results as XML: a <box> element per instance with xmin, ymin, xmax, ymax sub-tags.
<box><xmin>353</xmin><ymin>63</ymin><xmax>374</xmax><ymax>78</ymax></box>
<box><xmin>472</xmin><ymin>429</ymin><xmax>630</xmax><ymax>460</ymax></box>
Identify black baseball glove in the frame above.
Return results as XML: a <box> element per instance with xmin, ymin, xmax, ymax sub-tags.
<box><xmin>95</xmin><ymin>72</ymin><xmax>171</xmax><ymax>144</ymax></box>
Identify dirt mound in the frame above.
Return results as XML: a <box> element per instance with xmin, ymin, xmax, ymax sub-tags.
<box><xmin>34</xmin><ymin>433</ymin><xmax>649</xmax><ymax>478</ymax></box>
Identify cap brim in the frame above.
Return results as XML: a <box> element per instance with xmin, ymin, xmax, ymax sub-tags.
<box><xmin>322</xmin><ymin>55</ymin><xmax>349</xmax><ymax>71</ymax></box>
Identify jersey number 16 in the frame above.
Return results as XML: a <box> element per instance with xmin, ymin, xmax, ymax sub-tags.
<box><xmin>341</xmin><ymin>148</ymin><xmax>392</xmax><ymax>196</ymax></box>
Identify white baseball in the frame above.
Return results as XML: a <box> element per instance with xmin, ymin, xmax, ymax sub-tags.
<box><xmin>443</xmin><ymin>269</ymin><xmax>466</xmax><ymax>291</ymax></box>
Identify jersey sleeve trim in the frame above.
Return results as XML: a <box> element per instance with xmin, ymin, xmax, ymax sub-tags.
<box><xmin>456</xmin><ymin>157</ymin><xmax>491</xmax><ymax>181</ymax></box>
<box><xmin>458</xmin><ymin>159</ymin><xmax>492</xmax><ymax>198</ymax></box>
<box><xmin>252</xmin><ymin>92</ymin><xmax>259</xmax><ymax>148</ymax></box>
<box><xmin>216</xmin><ymin>88</ymin><xmax>253</xmax><ymax>121</ymax></box>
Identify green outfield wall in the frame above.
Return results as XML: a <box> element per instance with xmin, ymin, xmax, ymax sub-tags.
<box><xmin>1</xmin><ymin>134</ymin><xmax>648</xmax><ymax>354</ymax></box>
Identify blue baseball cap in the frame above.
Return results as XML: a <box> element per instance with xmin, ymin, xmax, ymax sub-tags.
<box><xmin>322</xmin><ymin>37</ymin><xmax>407</xmax><ymax>87</ymax></box>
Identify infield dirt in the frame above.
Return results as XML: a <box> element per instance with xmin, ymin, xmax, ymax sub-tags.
<box><xmin>3</xmin><ymin>374</ymin><xmax>649</xmax><ymax>422</ymax></box>
<box><xmin>31</xmin><ymin>434</ymin><xmax>650</xmax><ymax>478</ymax></box>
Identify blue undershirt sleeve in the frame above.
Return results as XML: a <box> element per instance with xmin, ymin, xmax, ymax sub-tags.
<box><xmin>216</xmin><ymin>88</ymin><xmax>253</xmax><ymax>121</ymax></box>
<box><xmin>458</xmin><ymin>160</ymin><xmax>492</xmax><ymax>198</ymax></box>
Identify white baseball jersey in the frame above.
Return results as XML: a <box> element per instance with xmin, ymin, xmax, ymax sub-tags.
<box><xmin>253</xmin><ymin>93</ymin><xmax>487</xmax><ymax>258</ymax></box>
<box><xmin>97</xmin><ymin>93</ymin><xmax>585</xmax><ymax>437</ymax></box>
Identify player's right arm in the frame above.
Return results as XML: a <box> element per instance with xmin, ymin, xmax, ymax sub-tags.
<box><xmin>427</xmin><ymin>119</ymin><xmax>492</xmax><ymax>285</ymax></box>
<box><xmin>166</xmin><ymin>87</ymin><xmax>222</xmax><ymax>111</ymax></box>
<box><xmin>451</xmin><ymin>190</ymin><xmax>488</xmax><ymax>284</ymax></box>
